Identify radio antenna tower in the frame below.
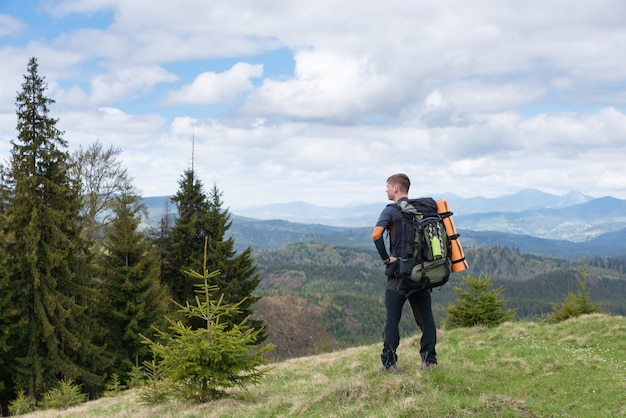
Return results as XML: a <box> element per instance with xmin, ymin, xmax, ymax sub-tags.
<box><xmin>191</xmin><ymin>125</ymin><xmax>195</xmax><ymax>176</ymax></box>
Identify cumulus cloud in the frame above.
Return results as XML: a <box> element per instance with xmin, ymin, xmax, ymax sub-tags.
<box><xmin>441</xmin><ymin>82</ymin><xmax>547</xmax><ymax>114</ymax></box>
<box><xmin>0</xmin><ymin>14</ymin><xmax>24</xmax><ymax>36</ymax></box>
<box><xmin>43</xmin><ymin>0</ymin><xmax>117</xmax><ymax>17</ymax></box>
<box><xmin>242</xmin><ymin>49</ymin><xmax>395</xmax><ymax>121</ymax></box>
<box><xmin>162</xmin><ymin>63</ymin><xmax>263</xmax><ymax>106</ymax></box>
<box><xmin>52</xmin><ymin>66</ymin><xmax>178</xmax><ymax>107</ymax></box>
<box><xmin>91</xmin><ymin>66</ymin><xmax>178</xmax><ymax>104</ymax></box>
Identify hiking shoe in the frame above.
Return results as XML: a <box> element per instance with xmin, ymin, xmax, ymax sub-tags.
<box><xmin>421</xmin><ymin>361</ymin><xmax>436</xmax><ymax>371</ymax></box>
<box><xmin>383</xmin><ymin>363</ymin><xmax>400</xmax><ymax>373</ymax></box>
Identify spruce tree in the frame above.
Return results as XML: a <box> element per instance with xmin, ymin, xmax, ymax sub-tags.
<box><xmin>203</xmin><ymin>184</ymin><xmax>263</xmax><ymax>336</ymax></box>
<box><xmin>162</xmin><ymin>169</ymin><xmax>210</xmax><ymax>307</ymax></box>
<box><xmin>443</xmin><ymin>275</ymin><xmax>515</xmax><ymax>329</ymax></box>
<box><xmin>99</xmin><ymin>185</ymin><xmax>170</xmax><ymax>380</ymax></box>
<box><xmin>0</xmin><ymin>167</ymin><xmax>10</xmax><ymax>406</ymax></box>
<box><xmin>162</xmin><ymin>171</ymin><xmax>263</xmax><ymax>337</ymax></box>
<box><xmin>550</xmin><ymin>278</ymin><xmax>600</xmax><ymax>323</ymax></box>
<box><xmin>0</xmin><ymin>57</ymin><xmax>106</xmax><ymax>401</ymax></box>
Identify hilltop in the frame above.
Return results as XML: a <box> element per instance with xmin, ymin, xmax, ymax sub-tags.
<box><xmin>22</xmin><ymin>314</ymin><xmax>626</xmax><ymax>417</ymax></box>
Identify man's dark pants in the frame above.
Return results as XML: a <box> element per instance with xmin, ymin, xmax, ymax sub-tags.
<box><xmin>381</xmin><ymin>288</ymin><xmax>437</xmax><ymax>368</ymax></box>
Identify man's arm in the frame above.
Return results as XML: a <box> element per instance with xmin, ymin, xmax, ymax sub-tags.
<box><xmin>373</xmin><ymin>204</ymin><xmax>400</xmax><ymax>265</ymax></box>
<box><xmin>372</xmin><ymin>226</ymin><xmax>390</xmax><ymax>264</ymax></box>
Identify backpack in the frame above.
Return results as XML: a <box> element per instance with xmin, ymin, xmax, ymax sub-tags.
<box><xmin>395</xmin><ymin>197</ymin><xmax>451</xmax><ymax>291</ymax></box>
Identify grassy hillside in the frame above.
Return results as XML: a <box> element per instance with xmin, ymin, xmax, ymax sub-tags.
<box><xmin>23</xmin><ymin>314</ymin><xmax>626</xmax><ymax>417</ymax></box>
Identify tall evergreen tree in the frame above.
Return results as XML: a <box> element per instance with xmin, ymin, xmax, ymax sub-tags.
<box><xmin>162</xmin><ymin>169</ymin><xmax>210</xmax><ymax>306</ymax></box>
<box><xmin>0</xmin><ymin>167</ymin><xmax>11</xmax><ymax>406</ymax></box>
<box><xmin>0</xmin><ymin>58</ymin><xmax>106</xmax><ymax>402</ymax></box>
<box><xmin>161</xmin><ymin>170</ymin><xmax>263</xmax><ymax>337</ymax></box>
<box><xmin>203</xmin><ymin>184</ymin><xmax>263</xmax><ymax>335</ymax></box>
<box><xmin>99</xmin><ymin>185</ymin><xmax>170</xmax><ymax>380</ymax></box>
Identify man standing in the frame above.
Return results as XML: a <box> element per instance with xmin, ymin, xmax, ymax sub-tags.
<box><xmin>372</xmin><ymin>173</ymin><xmax>437</xmax><ymax>372</ymax></box>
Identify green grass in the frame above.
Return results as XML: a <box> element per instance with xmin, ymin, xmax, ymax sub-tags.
<box><xmin>23</xmin><ymin>314</ymin><xmax>626</xmax><ymax>417</ymax></box>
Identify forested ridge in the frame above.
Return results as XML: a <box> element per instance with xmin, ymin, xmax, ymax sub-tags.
<box><xmin>251</xmin><ymin>242</ymin><xmax>626</xmax><ymax>360</ymax></box>
<box><xmin>224</xmin><ymin>214</ymin><xmax>626</xmax><ymax>259</ymax></box>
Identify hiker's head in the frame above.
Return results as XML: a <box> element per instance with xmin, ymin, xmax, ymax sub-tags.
<box><xmin>386</xmin><ymin>173</ymin><xmax>410</xmax><ymax>201</ymax></box>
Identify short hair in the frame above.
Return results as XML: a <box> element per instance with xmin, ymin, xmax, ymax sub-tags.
<box><xmin>387</xmin><ymin>173</ymin><xmax>410</xmax><ymax>194</ymax></box>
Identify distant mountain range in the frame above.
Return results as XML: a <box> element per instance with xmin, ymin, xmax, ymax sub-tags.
<box><xmin>140</xmin><ymin>189</ymin><xmax>626</xmax><ymax>259</ymax></box>
<box><xmin>142</xmin><ymin>189</ymin><xmax>598</xmax><ymax>226</ymax></box>
<box><xmin>231</xmin><ymin>189</ymin><xmax>598</xmax><ymax>226</ymax></box>
<box><xmin>457</xmin><ymin>196</ymin><xmax>626</xmax><ymax>242</ymax></box>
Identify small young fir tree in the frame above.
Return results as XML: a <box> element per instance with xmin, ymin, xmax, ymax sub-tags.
<box><xmin>443</xmin><ymin>275</ymin><xmax>516</xmax><ymax>329</ymax></box>
<box><xmin>142</xmin><ymin>237</ymin><xmax>275</xmax><ymax>402</ymax></box>
<box><xmin>551</xmin><ymin>278</ymin><xmax>600</xmax><ymax>323</ymax></box>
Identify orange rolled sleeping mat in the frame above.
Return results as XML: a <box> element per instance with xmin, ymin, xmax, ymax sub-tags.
<box><xmin>436</xmin><ymin>200</ymin><xmax>469</xmax><ymax>273</ymax></box>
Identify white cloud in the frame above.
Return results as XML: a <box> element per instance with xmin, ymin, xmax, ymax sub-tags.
<box><xmin>441</xmin><ymin>82</ymin><xmax>547</xmax><ymax>114</ymax></box>
<box><xmin>58</xmin><ymin>107</ymin><xmax>166</xmax><ymax>149</ymax></box>
<box><xmin>91</xmin><ymin>66</ymin><xmax>178</xmax><ymax>104</ymax></box>
<box><xmin>45</xmin><ymin>1</ymin><xmax>281</xmax><ymax>64</ymax></box>
<box><xmin>0</xmin><ymin>53</ymin><xmax>25</xmax><ymax>112</ymax></box>
<box><xmin>242</xmin><ymin>49</ymin><xmax>395</xmax><ymax>121</ymax></box>
<box><xmin>162</xmin><ymin>63</ymin><xmax>263</xmax><ymax>106</ymax></box>
<box><xmin>0</xmin><ymin>14</ymin><xmax>24</xmax><ymax>36</ymax></box>
<box><xmin>50</xmin><ymin>66</ymin><xmax>178</xmax><ymax>107</ymax></box>
<box><xmin>43</xmin><ymin>0</ymin><xmax>117</xmax><ymax>16</ymax></box>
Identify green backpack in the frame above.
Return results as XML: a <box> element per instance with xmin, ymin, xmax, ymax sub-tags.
<box><xmin>396</xmin><ymin>198</ymin><xmax>451</xmax><ymax>291</ymax></box>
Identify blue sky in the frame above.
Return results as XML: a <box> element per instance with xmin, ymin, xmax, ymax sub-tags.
<box><xmin>2</xmin><ymin>0</ymin><xmax>626</xmax><ymax>210</ymax></box>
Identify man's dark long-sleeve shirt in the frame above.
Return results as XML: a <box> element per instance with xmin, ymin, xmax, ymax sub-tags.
<box><xmin>372</xmin><ymin>199</ymin><xmax>405</xmax><ymax>261</ymax></box>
